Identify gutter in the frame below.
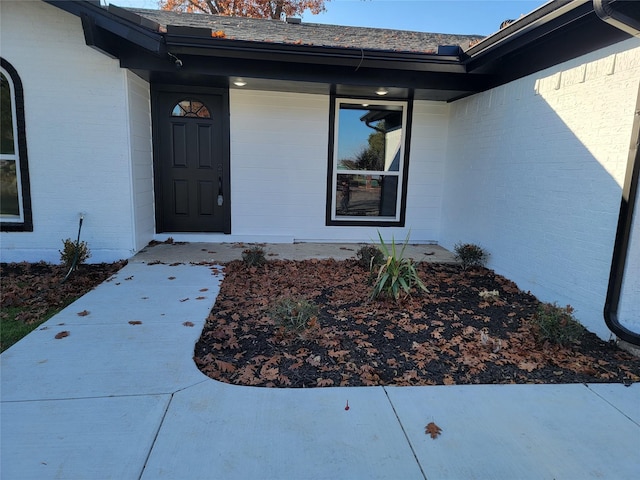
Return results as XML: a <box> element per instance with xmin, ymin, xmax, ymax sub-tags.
<box><xmin>594</xmin><ymin>0</ymin><xmax>640</xmax><ymax>37</ymax></box>
<box><xmin>596</xmin><ymin>0</ymin><xmax>640</xmax><ymax>345</ymax></box>
<box><xmin>44</xmin><ymin>0</ymin><xmax>165</xmax><ymax>55</ymax></box>
<box><xmin>163</xmin><ymin>34</ymin><xmax>466</xmax><ymax>73</ymax></box>
<box><xmin>465</xmin><ymin>0</ymin><xmax>591</xmax><ymax>71</ymax></box>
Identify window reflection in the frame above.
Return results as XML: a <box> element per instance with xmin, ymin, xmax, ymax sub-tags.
<box><xmin>331</xmin><ymin>101</ymin><xmax>405</xmax><ymax>222</ymax></box>
<box><xmin>0</xmin><ymin>70</ymin><xmax>20</xmax><ymax>218</ymax></box>
<box><xmin>0</xmin><ymin>160</ymin><xmax>19</xmax><ymax>216</ymax></box>
<box><xmin>337</xmin><ymin>105</ymin><xmax>402</xmax><ymax>173</ymax></box>
<box><xmin>336</xmin><ymin>174</ymin><xmax>398</xmax><ymax>217</ymax></box>
<box><xmin>1</xmin><ymin>73</ymin><xmax>14</xmax><ymax>155</ymax></box>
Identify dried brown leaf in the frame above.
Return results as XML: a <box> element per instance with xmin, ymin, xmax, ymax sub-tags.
<box><xmin>425</xmin><ymin>422</ymin><xmax>442</xmax><ymax>439</ymax></box>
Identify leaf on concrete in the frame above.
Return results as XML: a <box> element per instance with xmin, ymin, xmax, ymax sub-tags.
<box><xmin>128</xmin><ymin>320</ymin><xmax>143</xmax><ymax>325</ymax></box>
<box><xmin>425</xmin><ymin>422</ymin><xmax>442</xmax><ymax>439</ymax></box>
<box><xmin>54</xmin><ymin>331</ymin><xmax>70</xmax><ymax>339</ymax></box>
<box><xmin>77</xmin><ymin>310</ymin><xmax>90</xmax><ymax>316</ymax></box>
<box><xmin>183</xmin><ymin>321</ymin><xmax>195</xmax><ymax>327</ymax></box>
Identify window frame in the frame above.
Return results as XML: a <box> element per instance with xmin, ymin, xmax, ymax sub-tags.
<box><xmin>1</xmin><ymin>58</ymin><xmax>32</xmax><ymax>232</ymax></box>
<box><xmin>325</xmin><ymin>94</ymin><xmax>413</xmax><ymax>227</ymax></box>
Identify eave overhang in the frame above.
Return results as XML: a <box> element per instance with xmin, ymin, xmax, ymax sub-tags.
<box><xmin>45</xmin><ymin>1</ymin><xmax>165</xmax><ymax>56</ymax></box>
<box><xmin>464</xmin><ymin>0</ymin><xmax>637</xmax><ymax>89</ymax></box>
<box><xmin>43</xmin><ymin>0</ymin><xmax>639</xmax><ymax>102</ymax></box>
<box><xmin>42</xmin><ymin>0</ymin><xmax>486</xmax><ymax>101</ymax></box>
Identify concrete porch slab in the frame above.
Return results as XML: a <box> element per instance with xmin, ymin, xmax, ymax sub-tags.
<box><xmin>0</xmin><ymin>394</ymin><xmax>170</xmax><ymax>480</ymax></box>
<box><xmin>132</xmin><ymin>241</ymin><xmax>456</xmax><ymax>265</ymax></box>
<box><xmin>36</xmin><ymin>262</ymin><xmax>222</xmax><ymax>326</ymax></box>
<box><xmin>385</xmin><ymin>383</ymin><xmax>640</xmax><ymax>479</ymax></box>
<box><xmin>0</xmin><ymin>321</ymin><xmax>210</xmax><ymax>401</ymax></box>
<box><xmin>142</xmin><ymin>381</ymin><xmax>424</xmax><ymax>480</ymax></box>
<box><xmin>586</xmin><ymin>383</ymin><xmax>640</xmax><ymax>424</ymax></box>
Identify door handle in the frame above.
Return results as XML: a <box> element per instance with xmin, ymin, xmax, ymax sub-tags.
<box><xmin>217</xmin><ymin>176</ymin><xmax>224</xmax><ymax>206</ymax></box>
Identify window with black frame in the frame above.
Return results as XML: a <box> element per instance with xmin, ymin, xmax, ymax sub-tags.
<box><xmin>327</xmin><ymin>99</ymin><xmax>409</xmax><ymax>226</ymax></box>
<box><xmin>1</xmin><ymin>58</ymin><xmax>32</xmax><ymax>231</ymax></box>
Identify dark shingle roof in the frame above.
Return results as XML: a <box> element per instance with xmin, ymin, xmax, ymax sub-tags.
<box><xmin>126</xmin><ymin>8</ymin><xmax>483</xmax><ymax>54</ymax></box>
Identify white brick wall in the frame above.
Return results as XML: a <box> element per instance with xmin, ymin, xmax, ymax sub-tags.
<box><xmin>441</xmin><ymin>38</ymin><xmax>640</xmax><ymax>339</ymax></box>
<box><xmin>126</xmin><ymin>71</ymin><xmax>154</xmax><ymax>252</ymax></box>
<box><xmin>0</xmin><ymin>1</ymin><xmax>137</xmax><ymax>263</ymax></box>
<box><xmin>228</xmin><ymin>90</ymin><xmax>447</xmax><ymax>243</ymax></box>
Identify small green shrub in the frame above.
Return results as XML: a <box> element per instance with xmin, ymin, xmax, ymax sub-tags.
<box><xmin>371</xmin><ymin>231</ymin><xmax>429</xmax><ymax>301</ymax></box>
<box><xmin>453</xmin><ymin>242</ymin><xmax>488</xmax><ymax>270</ymax></box>
<box><xmin>356</xmin><ymin>244</ymin><xmax>384</xmax><ymax>271</ymax></box>
<box><xmin>59</xmin><ymin>238</ymin><xmax>90</xmax><ymax>268</ymax></box>
<box><xmin>269</xmin><ymin>296</ymin><xmax>319</xmax><ymax>332</ymax></box>
<box><xmin>532</xmin><ymin>303</ymin><xmax>585</xmax><ymax>346</ymax></box>
<box><xmin>242</xmin><ymin>246</ymin><xmax>267</xmax><ymax>267</ymax></box>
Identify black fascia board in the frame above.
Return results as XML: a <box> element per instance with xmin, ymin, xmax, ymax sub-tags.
<box><xmin>464</xmin><ymin>0</ymin><xmax>586</xmax><ymax>72</ymax></box>
<box><xmin>465</xmin><ymin>0</ymin><xmax>632</xmax><ymax>79</ymax></box>
<box><xmin>477</xmin><ymin>13</ymin><xmax>632</xmax><ymax>90</ymax></box>
<box><xmin>44</xmin><ymin>0</ymin><xmax>164</xmax><ymax>55</ymax></box>
<box><xmin>118</xmin><ymin>46</ymin><xmax>493</xmax><ymax>93</ymax></box>
<box><xmin>163</xmin><ymin>36</ymin><xmax>467</xmax><ymax>74</ymax></box>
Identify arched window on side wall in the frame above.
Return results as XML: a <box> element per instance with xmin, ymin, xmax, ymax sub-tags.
<box><xmin>1</xmin><ymin>58</ymin><xmax>32</xmax><ymax>231</ymax></box>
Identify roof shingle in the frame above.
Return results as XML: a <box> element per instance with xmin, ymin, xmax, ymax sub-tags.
<box><xmin>126</xmin><ymin>8</ymin><xmax>483</xmax><ymax>54</ymax></box>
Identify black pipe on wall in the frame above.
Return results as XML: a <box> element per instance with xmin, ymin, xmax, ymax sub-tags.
<box><xmin>596</xmin><ymin>0</ymin><xmax>640</xmax><ymax>346</ymax></box>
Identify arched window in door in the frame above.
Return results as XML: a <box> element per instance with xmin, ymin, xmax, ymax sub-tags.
<box><xmin>171</xmin><ymin>100</ymin><xmax>211</xmax><ymax>118</ymax></box>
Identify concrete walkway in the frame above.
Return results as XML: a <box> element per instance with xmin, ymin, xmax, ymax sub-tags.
<box><xmin>1</xmin><ymin>244</ymin><xmax>639</xmax><ymax>479</ymax></box>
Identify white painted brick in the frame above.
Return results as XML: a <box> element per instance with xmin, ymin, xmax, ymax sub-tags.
<box><xmin>441</xmin><ymin>38</ymin><xmax>640</xmax><ymax>339</ymax></box>
<box><xmin>0</xmin><ymin>1</ymin><xmax>141</xmax><ymax>262</ymax></box>
<box><xmin>229</xmin><ymin>91</ymin><xmax>447</xmax><ymax>243</ymax></box>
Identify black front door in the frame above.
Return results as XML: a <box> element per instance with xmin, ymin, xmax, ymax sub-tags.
<box><xmin>152</xmin><ymin>87</ymin><xmax>230</xmax><ymax>233</ymax></box>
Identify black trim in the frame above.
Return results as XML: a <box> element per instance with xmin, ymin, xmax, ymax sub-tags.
<box><xmin>45</xmin><ymin>0</ymin><xmax>164</xmax><ymax>56</ymax></box>
<box><xmin>325</xmin><ymin>93</ymin><xmax>412</xmax><ymax>227</ymax></box>
<box><xmin>465</xmin><ymin>1</ymin><xmax>633</xmax><ymax>90</ymax></box>
<box><xmin>596</xmin><ymin>0</ymin><xmax>640</xmax><ymax>346</ymax></box>
<box><xmin>604</xmin><ymin>83</ymin><xmax>640</xmax><ymax>345</ymax></box>
<box><xmin>603</xmin><ymin>68</ymin><xmax>640</xmax><ymax>345</ymax></box>
<box><xmin>1</xmin><ymin>58</ymin><xmax>33</xmax><ymax>232</ymax></box>
<box><xmin>399</xmin><ymin>90</ymin><xmax>414</xmax><ymax>227</ymax></box>
<box><xmin>44</xmin><ymin>0</ymin><xmax>639</xmax><ymax>103</ymax></box>
<box><xmin>595</xmin><ymin>0</ymin><xmax>640</xmax><ymax>37</ymax></box>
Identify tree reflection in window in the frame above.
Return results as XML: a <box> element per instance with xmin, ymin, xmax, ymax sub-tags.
<box><xmin>171</xmin><ymin>100</ymin><xmax>211</xmax><ymax>118</ymax></box>
<box><xmin>330</xmin><ymin>101</ymin><xmax>406</xmax><ymax>223</ymax></box>
<box><xmin>1</xmin><ymin>58</ymin><xmax>32</xmax><ymax>231</ymax></box>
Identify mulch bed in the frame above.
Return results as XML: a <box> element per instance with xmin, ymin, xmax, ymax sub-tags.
<box><xmin>0</xmin><ymin>261</ymin><xmax>127</xmax><ymax>325</ymax></box>
<box><xmin>195</xmin><ymin>259</ymin><xmax>640</xmax><ymax>387</ymax></box>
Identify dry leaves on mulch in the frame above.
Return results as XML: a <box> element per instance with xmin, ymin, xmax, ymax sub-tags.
<box><xmin>1</xmin><ymin>261</ymin><xmax>127</xmax><ymax>325</ymax></box>
<box><xmin>195</xmin><ymin>259</ymin><xmax>640</xmax><ymax>388</ymax></box>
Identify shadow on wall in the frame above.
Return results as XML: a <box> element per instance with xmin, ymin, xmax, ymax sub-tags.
<box><xmin>440</xmin><ymin>41</ymin><xmax>640</xmax><ymax>340</ymax></box>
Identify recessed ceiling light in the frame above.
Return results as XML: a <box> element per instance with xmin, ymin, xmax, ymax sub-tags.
<box><xmin>233</xmin><ymin>78</ymin><xmax>247</xmax><ymax>87</ymax></box>
<box><xmin>375</xmin><ymin>88</ymin><xmax>389</xmax><ymax>96</ymax></box>
<box><xmin>362</xmin><ymin>103</ymin><xmax>369</xmax><ymax>107</ymax></box>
